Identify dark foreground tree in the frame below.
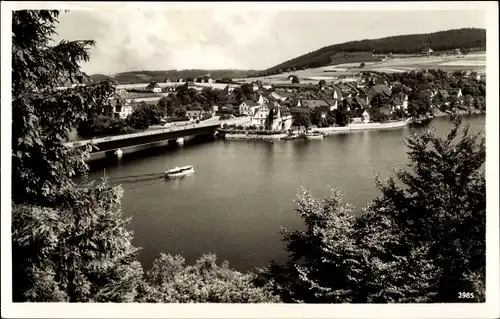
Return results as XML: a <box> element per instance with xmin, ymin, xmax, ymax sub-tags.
<box><xmin>12</xmin><ymin>10</ymin><xmax>144</xmax><ymax>302</ymax></box>
<box><xmin>361</xmin><ymin>117</ymin><xmax>486</xmax><ymax>302</ymax></box>
<box><xmin>12</xmin><ymin>10</ymin><xmax>279</xmax><ymax>303</ymax></box>
<box><xmin>258</xmin><ymin>118</ymin><xmax>485</xmax><ymax>303</ymax></box>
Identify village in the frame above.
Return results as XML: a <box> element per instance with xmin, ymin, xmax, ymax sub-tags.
<box><xmin>94</xmin><ymin>67</ymin><xmax>485</xmax><ymax>139</ymax></box>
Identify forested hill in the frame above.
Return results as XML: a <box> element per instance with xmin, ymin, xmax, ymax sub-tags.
<box><xmin>265</xmin><ymin>28</ymin><xmax>486</xmax><ymax>73</ymax></box>
<box><xmin>88</xmin><ymin>69</ymin><xmax>258</xmax><ymax>84</ymax></box>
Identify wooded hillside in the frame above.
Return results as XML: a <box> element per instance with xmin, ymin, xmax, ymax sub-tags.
<box><xmin>265</xmin><ymin>28</ymin><xmax>486</xmax><ymax>73</ymax></box>
<box><xmin>90</xmin><ymin>69</ymin><xmax>258</xmax><ymax>84</ymax></box>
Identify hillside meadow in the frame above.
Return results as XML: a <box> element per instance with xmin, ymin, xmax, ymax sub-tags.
<box><xmin>236</xmin><ymin>52</ymin><xmax>486</xmax><ymax>84</ymax></box>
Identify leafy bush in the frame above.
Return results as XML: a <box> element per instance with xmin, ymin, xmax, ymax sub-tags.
<box><xmin>137</xmin><ymin>253</ymin><xmax>279</xmax><ymax>303</ymax></box>
<box><xmin>258</xmin><ymin>118</ymin><xmax>485</xmax><ymax>303</ymax></box>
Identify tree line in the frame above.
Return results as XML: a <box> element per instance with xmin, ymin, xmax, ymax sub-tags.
<box><xmin>12</xmin><ymin>10</ymin><xmax>486</xmax><ymax>304</ymax></box>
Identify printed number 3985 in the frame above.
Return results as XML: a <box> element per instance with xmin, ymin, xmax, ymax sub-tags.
<box><xmin>458</xmin><ymin>292</ymin><xmax>475</xmax><ymax>299</ymax></box>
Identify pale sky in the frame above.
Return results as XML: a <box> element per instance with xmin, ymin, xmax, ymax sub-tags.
<box><xmin>53</xmin><ymin>8</ymin><xmax>486</xmax><ymax>75</ymax></box>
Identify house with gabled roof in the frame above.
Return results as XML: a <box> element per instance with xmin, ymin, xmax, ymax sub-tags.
<box><xmin>391</xmin><ymin>92</ymin><xmax>409</xmax><ymax>110</ymax></box>
<box><xmin>290</xmin><ymin>107</ymin><xmax>310</xmax><ymax>117</ymax></box>
<box><xmin>251</xmin><ymin>103</ymin><xmax>293</xmax><ymax>130</ymax></box>
<box><xmin>368</xmin><ymin>85</ymin><xmax>392</xmax><ymax>99</ymax></box>
<box><xmin>325</xmin><ymin>99</ymin><xmax>338</xmax><ymax>111</ymax></box>
<box><xmin>301</xmin><ymin>99</ymin><xmax>330</xmax><ymax>110</ymax></box>
<box><xmin>239</xmin><ymin>99</ymin><xmax>259</xmax><ymax>116</ymax></box>
<box><xmin>353</xmin><ymin>95</ymin><xmax>370</xmax><ymax>109</ymax></box>
<box><xmin>145</xmin><ymin>81</ymin><xmax>162</xmax><ymax>93</ymax></box>
<box><xmin>262</xmin><ymin>82</ymin><xmax>273</xmax><ymax>90</ymax></box>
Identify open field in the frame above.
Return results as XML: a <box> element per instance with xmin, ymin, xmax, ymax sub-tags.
<box><xmin>236</xmin><ymin>52</ymin><xmax>486</xmax><ymax>83</ymax></box>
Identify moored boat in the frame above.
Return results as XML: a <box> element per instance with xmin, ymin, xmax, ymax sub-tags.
<box><xmin>165</xmin><ymin>165</ymin><xmax>195</xmax><ymax>179</ymax></box>
<box><xmin>282</xmin><ymin>133</ymin><xmax>300</xmax><ymax>140</ymax></box>
<box><xmin>305</xmin><ymin>132</ymin><xmax>324</xmax><ymax>139</ymax></box>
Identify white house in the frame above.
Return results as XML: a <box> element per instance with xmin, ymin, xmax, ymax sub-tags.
<box><xmin>186</xmin><ymin>110</ymin><xmax>202</xmax><ymax>121</ymax></box>
<box><xmin>262</xmin><ymin>83</ymin><xmax>272</xmax><ymax>90</ymax></box>
<box><xmin>110</xmin><ymin>100</ymin><xmax>133</xmax><ymax>119</ymax></box>
<box><xmin>145</xmin><ymin>82</ymin><xmax>162</xmax><ymax>93</ymax></box>
<box><xmin>270</xmin><ymin>91</ymin><xmax>286</xmax><ymax>102</ymax></box>
<box><xmin>254</xmin><ymin>94</ymin><xmax>265</xmax><ymax>105</ymax></box>
<box><xmin>224</xmin><ymin>84</ymin><xmax>241</xmax><ymax>94</ymax></box>
<box><xmin>362</xmin><ymin>110</ymin><xmax>370</xmax><ymax>124</ymax></box>
<box><xmin>251</xmin><ymin>104</ymin><xmax>293</xmax><ymax>130</ymax></box>
<box><xmin>392</xmin><ymin>93</ymin><xmax>409</xmax><ymax>110</ymax></box>
<box><xmin>238</xmin><ymin>100</ymin><xmax>259</xmax><ymax>116</ymax></box>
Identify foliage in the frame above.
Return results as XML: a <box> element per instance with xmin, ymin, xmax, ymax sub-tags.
<box><xmin>12</xmin><ymin>10</ymin><xmax>144</xmax><ymax>301</ymax></box>
<box><xmin>291</xmin><ymin>76</ymin><xmax>300</xmax><ymax>84</ymax></box>
<box><xmin>265</xmin><ymin>108</ymin><xmax>274</xmax><ymax>130</ymax></box>
<box><xmin>77</xmin><ymin>115</ymin><xmax>137</xmax><ymax>138</ymax></box>
<box><xmin>292</xmin><ymin>113</ymin><xmax>311</xmax><ymax>129</ymax></box>
<box><xmin>137</xmin><ymin>253</ymin><xmax>279</xmax><ymax>303</ymax></box>
<box><xmin>240</xmin><ymin>83</ymin><xmax>254</xmax><ymax>99</ymax></box>
<box><xmin>370</xmin><ymin>93</ymin><xmax>391</xmax><ymax>109</ymax></box>
<box><xmin>369</xmin><ymin>107</ymin><xmax>391</xmax><ymax>123</ymax></box>
<box><xmin>129</xmin><ymin>107</ymin><xmax>150</xmax><ymax>130</ymax></box>
<box><xmin>310</xmin><ymin>106</ymin><xmax>333</xmax><ymax>128</ymax></box>
<box><xmin>332</xmin><ymin>106</ymin><xmax>349</xmax><ymax>127</ymax></box>
<box><xmin>157</xmin><ymin>96</ymin><xmax>169</xmax><ymax>116</ymax></box>
<box><xmin>258</xmin><ymin>118</ymin><xmax>485</xmax><ymax>303</ymax></box>
<box><xmin>363</xmin><ymin>117</ymin><xmax>486</xmax><ymax>302</ymax></box>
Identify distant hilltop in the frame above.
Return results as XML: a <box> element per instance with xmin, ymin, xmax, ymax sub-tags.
<box><xmin>89</xmin><ymin>70</ymin><xmax>258</xmax><ymax>85</ymax></box>
<box><xmin>263</xmin><ymin>28</ymin><xmax>486</xmax><ymax>75</ymax></box>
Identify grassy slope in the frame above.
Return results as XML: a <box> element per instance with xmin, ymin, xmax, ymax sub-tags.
<box><xmin>265</xmin><ymin>28</ymin><xmax>486</xmax><ymax>73</ymax></box>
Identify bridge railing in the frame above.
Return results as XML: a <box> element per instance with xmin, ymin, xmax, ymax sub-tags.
<box><xmin>64</xmin><ymin>116</ymin><xmax>252</xmax><ymax>148</ymax></box>
<box><xmin>65</xmin><ymin>121</ymin><xmax>221</xmax><ymax>148</ymax></box>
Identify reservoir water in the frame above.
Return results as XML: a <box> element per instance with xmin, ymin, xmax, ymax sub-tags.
<box><xmin>86</xmin><ymin>115</ymin><xmax>485</xmax><ymax>272</ymax></box>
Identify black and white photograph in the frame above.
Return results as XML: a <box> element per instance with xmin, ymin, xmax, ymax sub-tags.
<box><xmin>1</xmin><ymin>1</ymin><xmax>499</xmax><ymax>318</ymax></box>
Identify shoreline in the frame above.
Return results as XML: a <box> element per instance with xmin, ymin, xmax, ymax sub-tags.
<box><xmin>221</xmin><ymin>111</ymin><xmax>485</xmax><ymax>141</ymax></box>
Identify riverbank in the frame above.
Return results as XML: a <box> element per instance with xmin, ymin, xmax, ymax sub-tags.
<box><xmin>220</xmin><ymin>110</ymin><xmax>485</xmax><ymax>141</ymax></box>
<box><xmin>224</xmin><ymin>133</ymin><xmax>287</xmax><ymax>140</ymax></box>
<box><xmin>431</xmin><ymin>108</ymin><xmax>484</xmax><ymax>118</ymax></box>
<box><xmin>221</xmin><ymin>119</ymin><xmax>411</xmax><ymax>140</ymax></box>
<box><xmin>316</xmin><ymin>119</ymin><xmax>411</xmax><ymax>136</ymax></box>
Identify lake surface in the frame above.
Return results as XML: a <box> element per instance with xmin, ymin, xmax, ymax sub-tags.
<box><xmin>86</xmin><ymin>115</ymin><xmax>485</xmax><ymax>272</ymax></box>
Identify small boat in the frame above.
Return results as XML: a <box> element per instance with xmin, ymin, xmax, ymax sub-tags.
<box><xmin>165</xmin><ymin>165</ymin><xmax>195</xmax><ymax>179</ymax></box>
<box><xmin>282</xmin><ymin>133</ymin><xmax>300</xmax><ymax>140</ymax></box>
<box><xmin>114</xmin><ymin>149</ymin><xmax>123</xmax><ymax>158</ymax></box>
<box><xmin>305</xmin><ymin>132</ymin><xmax>324</xmax><ymax>140</ymax></box>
